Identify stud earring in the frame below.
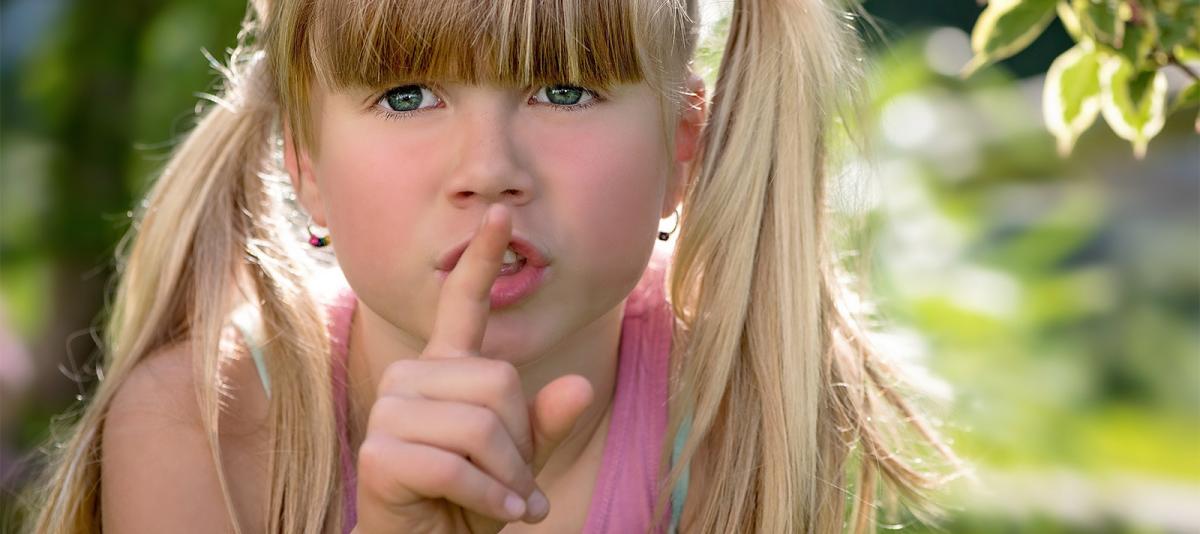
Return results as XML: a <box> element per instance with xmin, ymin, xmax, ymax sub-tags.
<box><xmin>658</xmin><ymin>207</ymin><xmax>680</xmax><ymax>241</ymax></box>
<box><xmin>307</xmin><ymin>218</ymin><xmax>330</xmax><ymax>248</ymax></box>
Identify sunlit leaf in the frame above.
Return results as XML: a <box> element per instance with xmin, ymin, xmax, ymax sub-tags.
<box><xmin>1176</xmin><ymin>45</ymin><xmax>1200</xmax><ymax>62</ymax></box>
<box><xmin>1044</xmin><ymin>42</ymin><xmax>1104</xmax><ymax>156</ymax></box>
<box><xmin>1074</xmin><ymin>0</ymin><xmax>1129</xmax><ymax>48</ymax></box>
<box><xmin>1099</xmin><ymin>56</ymin><xmax>1168</xmax><ymax>158</ymax></box>
<box><xmin>1057</xmin><ymin>1</ymin><xmax>1086</xmax><ymax>41</ymax></box>
<box><xmin>962</xmin><ymin>0</ymin><xmax>1058</xmax><ymax>77</ymax></box>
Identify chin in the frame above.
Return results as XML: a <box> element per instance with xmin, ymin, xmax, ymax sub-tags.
<box><xmin>479</xmin><ymin>343</ymin><xmax>546</xmax><ymax>367</ymax></box>
<box><xmin>477</xmin><ymin>321</ymin><xmax>543</xmax><ymax>361</ymax></box>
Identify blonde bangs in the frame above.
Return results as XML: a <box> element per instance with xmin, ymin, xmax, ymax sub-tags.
<box><xmin>270</xmin><ymin>0</ymin><xmax>696</xmax><ymax>151</ymax></box>
<box><xmin>309</xmin><ymin>0</ymin><xmax>646</xmax><ymax>91</ymax></box>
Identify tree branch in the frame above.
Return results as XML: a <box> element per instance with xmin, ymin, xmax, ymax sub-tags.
<box><xmin>1169</xmin><ymin>54</ymin><xmax>1200</xmax><ymax>84</ymax></box>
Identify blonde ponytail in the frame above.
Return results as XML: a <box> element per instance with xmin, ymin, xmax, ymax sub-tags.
<box><xmin>659</xmin><ymin>0</ymin><xmax>963</xmax><ymax>531</ymax></box>
<box><xmin>24</xmin><ymin>5</ymin><xmax>345</xmax><ymax>533</ymax></box>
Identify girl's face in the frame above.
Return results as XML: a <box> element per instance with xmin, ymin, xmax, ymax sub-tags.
<box><xmin>287</xmin><ymin>78</ymin><xmax>703</xmax><ymax>361</ymax></box>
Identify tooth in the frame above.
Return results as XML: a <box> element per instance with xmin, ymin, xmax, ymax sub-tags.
<box><xmin>502</xmin><ymin>248</ymin><xmax>518</xmax><ymax>264</ymax></box>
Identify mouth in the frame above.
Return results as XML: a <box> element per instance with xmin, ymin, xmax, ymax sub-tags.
<box><xmin>435</xmin><ymin>234</ymin><xmax>551</xmax><ymax>309</ymax></box>
<box><xmin>436</xmin><ymin>234</ymin><xmax>551</xmax><ymax>273</ymax></box>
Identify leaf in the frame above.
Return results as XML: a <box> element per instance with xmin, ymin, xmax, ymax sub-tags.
<box><xmin>1157</xmin><ymin>7</ymin><xmax>1199</xmax><ymax>52</ymax></box>
<box><xmin>1073</xmin><ymin>0</ymin><xmax>1129</xmax><ymax>48</ymax></box>
<box><xmin>1171</xmin><ymin>82</ymin><xmax>1200</xmax><ymax>133</ymax></box>
<box><xmin>1116</xmin><ymin>14</ymin><xmax>1159</xmax><ymax>70</ymax></box>
<box><xmin>962</xmin><ymin>0</ymin><xmax>1059</xmax><ymax>77</ymax></box>
<box><xmin>1172</xmin><ymin>81</ymin><xmax>1200</xmax><ymax>112</ymax></box>
<box><xmin>1176</xmin><ymin>46</ymin><xmax>1200</xmax><ymax>62</ymax></box>
<box><xmin>1044</xmin><ymin>42</ymin><xmax>1104</xmax><ymax>156</ymax></box>
<box><xmin>1099</xmin><ymin>56</ymin><xmax>1168</xmax><ymax>158</ymax></box>
<box><xmin>1057</xmin><ymin>1</ymin><xmax>1086</xmax><ymax>41</ymax></box>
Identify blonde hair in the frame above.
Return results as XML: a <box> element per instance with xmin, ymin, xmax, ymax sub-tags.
<box><xmin>23</xmin><ymin>0</ymin><xmax>964</xmax><ymax>532</ymax></box>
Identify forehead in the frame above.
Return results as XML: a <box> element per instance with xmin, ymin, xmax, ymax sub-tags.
<box><xmin>306</xmin><ymin>0</ymin><xmax>651</xmax><ymax>92</ymax></box>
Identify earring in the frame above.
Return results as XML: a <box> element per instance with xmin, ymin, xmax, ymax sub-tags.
<box><xmin>658</xmin><ymin>207</ymin><xmax>680</xmax><ymax>241</ymax></box>
<box><xmin>307</xmin><ymin>219</ymin><xmax>331</xmax><ymax>248</ymax></box>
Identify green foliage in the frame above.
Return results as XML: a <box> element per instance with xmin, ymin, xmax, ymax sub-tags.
<box><xmin>963</xmin><ymin>0</ymin><xmax>1060</xmax><ymax>77</ymax></box>
<box><xmin>1099</xmin><ymin>55</ymin><xmax>1168</xmax><ymax>157</ymax></box>
<box><xmin>964</xmin><ymin>0</ymin><xmax>1200</xmax><ymax>158</ymax></box>
<box><xmin>852</xmin><ymin>26</ymin><xmax>1200</xmax><ymax>530</ymax></box>
<box><xmin>1044</xmin><ymin>42</ymin><xmax>1104</xmax><ymax>155</ymax></box>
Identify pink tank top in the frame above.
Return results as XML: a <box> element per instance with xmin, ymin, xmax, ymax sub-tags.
<box><xmin>326</xmin><ymin>245</ymin><xmax>681</xmax><ymax>534</ymax></box>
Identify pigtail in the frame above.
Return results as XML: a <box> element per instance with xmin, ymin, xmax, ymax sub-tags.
<box><xmin>24</xmin><ymin>4</ymin><xmax>344</xmax><ymax>533</ymax></box>
<box><xmin>661</xmin><ymin>0</ymin><xmax>963</xmax><ymax>532</ymax></box>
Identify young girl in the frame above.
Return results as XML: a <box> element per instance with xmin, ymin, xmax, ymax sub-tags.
<box><xmin>26</xmin><ymin>0</ymin><xmax>964</xmax><ymax>532</ymax></box>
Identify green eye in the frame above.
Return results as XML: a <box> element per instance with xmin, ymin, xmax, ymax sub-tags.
<box><xmin>374</xmin><ymin>83</ymin><xmax>598</xmax><ymax>121</ymax></box>
<box><xmin>382</xmin><ymin>85</ymin><xmax>436</xmax><ymax>112</ymax></box>
<box><xmin>536</xmin><ymin>85</ymin><xmax>599</xmax><ymax>108</ymax></box>
<box><xmin>545</xmin><ymin>86</ymin><xmax>585</xmax><ymax>105</ymax></box>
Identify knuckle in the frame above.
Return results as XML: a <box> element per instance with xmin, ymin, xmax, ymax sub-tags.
<box><xmin>378</xmin><ymin>360</ymin><xmax>416</xmax><ymax>392</ymax></box>
<box><xmin>465</xmin><ymin>407</ymin><xmax>503</xmax><ymax>445</ymax></box>
<box><xmin>483</xmin><ymin>359</ymin><xmax>522</xmax><ymax>399</ymax></box>
<box><xmin>462</xmin><ymin>409</ymin><xmax>531</xmax><ymax>490</ymax></box>
<box><xmin>366</xmin><ymin>395</ymin><xmax>405</xmax><ymax>431</ymax></box>
<box><xmin>356</xmin><ymin>438</ymin><xmax>390</xmax><ymax>474</ymax></box>
<box><xmin>357</xmin><ymin>439</ymin><xmax>410</xmax><ymax>500</ymax></box>
<box><xmin>427</xmin><ymin>453</ymin><xmax>468</xmax><ymax>488</ymax></box>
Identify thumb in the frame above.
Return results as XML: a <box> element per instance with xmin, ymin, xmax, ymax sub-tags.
<box><xmin>529</xmin><ymin>374</ymin><xmax>595</xmax><ymax>476</ymax></box>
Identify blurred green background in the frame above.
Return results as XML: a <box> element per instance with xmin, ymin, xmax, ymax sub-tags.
<box><xmin>1</xmin><ymin>0</ymin><xmax>1197</xmax><ymax>532</ymax></box>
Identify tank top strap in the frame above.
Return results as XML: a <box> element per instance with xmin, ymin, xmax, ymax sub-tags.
<box><xmin>668</xmin><ymin>415</ymin><xmax>692</xmax><ymax>534</ymax></box>
<box><xmin>230</xmin><ymin>306</ymin><xmax>272</xmax><ymax>399</ymax></box>
<box><xmin>642</xmin><ymin>243</ymin><xmax>692</xmax><ymax>533</ymax></box>
<box><xmin>228</xmin><ymin>283</ymin><xmax>360</xmax><ymax>533</ymax></box>
<box><xmin>582</xmin><ymin>241</ymin><xmax>692</xmax><ymax>534</ymax></box>
<box><xmin>326</xmin><ymin>284</ymin><xmax>359</xmax><ymax>534</ymax></box>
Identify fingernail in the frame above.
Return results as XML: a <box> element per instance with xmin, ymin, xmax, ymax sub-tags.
<box><xmin>504</xmin><ymin>492</ymin><xmax>526</xmax><ymax>519</ymax></box>
<box><xmin>526</xmin><ymin>489</ymin><xmax>549</xmax><ymax>519</ymax></box>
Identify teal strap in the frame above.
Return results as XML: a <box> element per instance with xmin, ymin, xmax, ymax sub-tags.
<box><xmin>668</xmin><ymin>415</ymin><xmax>692</xmax><ymax>533</ymax></box>
<box><xmin>231</xmin><ymin>318</ymin><xmax>271</xmax><ymax>400</ymax></box>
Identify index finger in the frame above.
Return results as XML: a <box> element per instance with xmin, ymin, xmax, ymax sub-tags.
<box><xmin>425</xmin><ymin>205</ymin><xmax>512</xmax><ymax>357</ymax></box>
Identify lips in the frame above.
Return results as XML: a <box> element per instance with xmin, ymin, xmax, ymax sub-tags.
<box><xmin>436</xmin><ymin>234</ymin><xmax>550</xmax><ymax>272</ymax></box>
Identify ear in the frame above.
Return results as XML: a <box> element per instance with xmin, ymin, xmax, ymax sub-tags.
<box><xmin>664</xmin><ymin>71</ymin><xmax>706</xmax><ymax>218</ymax></box>
<box><xmin>282</xmin><ymin>118</ymin><xmax>326</xmax><ymax>226</ymax></box>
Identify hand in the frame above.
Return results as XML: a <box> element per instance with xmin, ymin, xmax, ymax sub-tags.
<box><xmin>352</xmin><ymin>205</ymin><xmax>595</xmax><ymax>534</ymax></box>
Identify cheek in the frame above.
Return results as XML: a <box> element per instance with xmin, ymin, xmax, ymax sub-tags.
<box><xmin>539</xmin><ymin>113</ymin><xmax>669</xmax><ymax>281</ymax></box>
<box><xmin>313</xmin><ymin>116</ymin><xmax>443</xmax><ymax>300</ymax></box>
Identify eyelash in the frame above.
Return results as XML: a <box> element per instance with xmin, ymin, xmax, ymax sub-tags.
<box><xmin>369</xmin><ymin>84</ymin><xmax>604</xmax><ymax>122</ymax></box>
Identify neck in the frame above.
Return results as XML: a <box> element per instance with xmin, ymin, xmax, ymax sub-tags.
<box><xmin>343</xmin><ymin>297</ymin><xmax>626</xmax><ymax>483</ymax></box>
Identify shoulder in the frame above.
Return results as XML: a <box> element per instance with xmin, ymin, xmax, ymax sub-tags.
<box><xmin>101</xmin><ymin>333</ymin><xmax>270</xmax><ymax>532</ymax></box>
<box><xmin>106</xmin><ymin>328</ymin><xmax>271</xmax><ymax>436</ymax></box>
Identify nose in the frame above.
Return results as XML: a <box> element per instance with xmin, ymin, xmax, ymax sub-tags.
<box><xmin>444</xmin><ymin>102</ymin><xmax>534</xmax><ymax>209</ymax></box>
